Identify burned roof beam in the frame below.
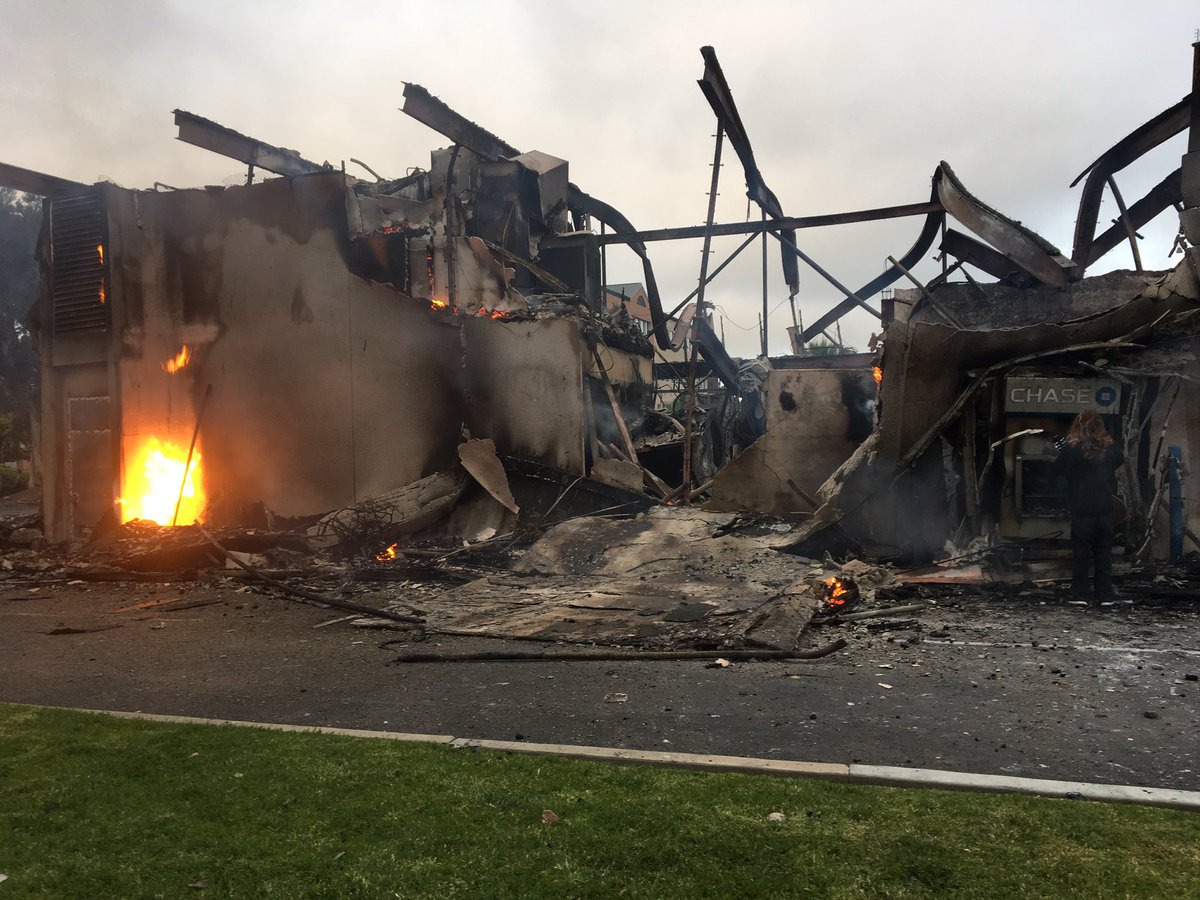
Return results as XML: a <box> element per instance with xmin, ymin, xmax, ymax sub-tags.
<box><xmin>940</xmin><ymin>228</ymin><xmax>1037</xmax><ymax>284</ymax></box>
<box><xmin>400</xmin><ymin>83</ymin><xmax>519</xmax><ymax>162</ymax></box>
<box><xmin>569</xmin><ymin>185</ymin><xmax>672</xmax><ymax>348</ymax></box>
<box><xmin>936</xmin><ymin>161</ymin><xmax>1073</xmax><ymax>289</ymax></box>
<box><xmin>0</xmin><ymin>162</ymin><xmax>88</xmax><ymax>197</ymax></box>
<box><xmin>1087</xmin><ymin>169</ymin><xmax>1182</xmax><ymax>267</ymax></box>
<box><xmin>801</xmin><ymin>162</ymin><xmax>1072</xmax><ymax>343</ymax></box>
<box><xmin>173</xmin><ymin>110</ymin><xmax>328</xmax><ymax>177</ymax></box>
<box><xmin>1070</xmin><ymin>95</ymin><xmax>1191</xmax><ymax>274</ymax></box>
<box><xmin>541</xmin><ymin>200</ymin><xmax>942</xmax><ymax>248</ymax></box>
<box><xmin>697</xmin><ymin>46</ymin><xmax>799</xmax><ymax>296</ymax></box>
<box><xmin>799</xmin><ymin>175</ymin><xmax>944</xmax><ymax>343</ymax></box>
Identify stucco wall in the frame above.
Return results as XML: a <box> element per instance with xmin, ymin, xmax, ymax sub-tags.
<box><xmin>464</xmin><ymin>317</ymin><xmax>586</xmax><ymax>475</ymax></box>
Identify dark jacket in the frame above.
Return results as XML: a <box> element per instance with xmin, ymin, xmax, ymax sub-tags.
<box><xmin>1054</xmin><ymin>442</ymin><xmax>1123</xmax><ymax>518</ymax></box>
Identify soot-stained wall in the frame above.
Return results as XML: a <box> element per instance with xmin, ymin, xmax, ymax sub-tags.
<box><xmin>40</xmin><ymin>171</ymin><xmax>633</xmax><ymax>539</ymax></box>
<box><xmin>104</xmin><ymin>173</ymin><xmax>466</xmax><ymax>523</ymax></box>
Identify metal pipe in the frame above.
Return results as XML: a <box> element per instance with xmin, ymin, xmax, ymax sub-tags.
<box><xmin>761</xmin><ymin>210</ymin><xmax>768</xmax><ymax>357</ymax></box>
<box><xmin>683</xmin><ymin>126</ymin><xmax>725</xmax><ymax>505</ymax></box>
<box><xmin>542</xmin><ymin>201</ymin><xmax>943</xmax><ymax>248</ymax></box>
<box><xmin>1105</xmin><ymin>175</ymin><xmax>1143</xmax><ymax>272</ymax></box>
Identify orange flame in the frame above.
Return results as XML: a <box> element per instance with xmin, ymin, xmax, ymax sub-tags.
<box><xmin>872</xmin><ymin>366</ymin><xmax>882</xmax><ymax>385</ymax></box>
<box><xmin>163</xmin><ymin>346</ymin><xmax>191</xmax><ymax>374</ymax></box>
<box><xmin>96</xmin><ymin>244</ymin><xmax>106</xmax><ymax>304</ymax></box>
<box><xmin>477</xmin><ymin>306</ymin><xmax>507</xmax><ymax>320</ymax></box>
<box><xmin>118</xmin><ymin>437</ymin><xmax>206</xmax><ymax>526</ymax></box>
<box><xmin>431</xmin><ymin>298</ymin><xmax>449</xmax><ymax>310</ymax></box>
<box><xmin>824</xmin><ymin>576</ymin><xmax>851</xmax><ymax>607</ymax></box>
<box><xmin>375</xmin><ymin>543</ymin><xmax>398</xmax><ymax>562</ymax></box>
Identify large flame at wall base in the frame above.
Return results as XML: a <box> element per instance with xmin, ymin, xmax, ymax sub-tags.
<box><xmin>119</xmin><ymin>437</ymin><xmax>206</xmax><ymax>526</ymax></box>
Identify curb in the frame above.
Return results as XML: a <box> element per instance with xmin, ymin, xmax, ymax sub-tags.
<box><xmin>34</xmin><ymin>705</ymin><xmax>1200</xmax><ymax>812</ymax></box>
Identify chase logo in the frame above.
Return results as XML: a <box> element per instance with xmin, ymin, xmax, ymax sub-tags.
<box><xmin>1095</xmin><ymin>386</ymin><xmax>1118</xmax><ymax>407</ymax></box>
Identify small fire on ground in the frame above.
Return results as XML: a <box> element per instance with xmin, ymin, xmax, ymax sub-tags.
<box><xmin>821</xmin><ymin>576</ymin><xmax>859</xmax><ymax>610</ymax></box>
<box><xmin>119</xmin><ymin>437</ymin><xmax>206</xmax><ymax>526</ymax></box>
<box><xmin>375</xmin><ymin>543</ymin><xmax>398</xmax><ymax>562</ymax></box>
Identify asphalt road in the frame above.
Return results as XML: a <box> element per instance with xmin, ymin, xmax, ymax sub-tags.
<box><xmin>2</xmin><ymin>581</ymin><xmax>1197</xmax><ymax>790</ymax></box>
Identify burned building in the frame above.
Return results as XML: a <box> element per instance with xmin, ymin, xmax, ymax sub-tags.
<box><xmin>788</xmin><ymin>46</ymin><xmax>1200</xmax><ymax>568</ymax></box>
<box><xmin>8</xmin><ymin>95</ymin><xmax>680</xmax><ymax>543</ymax></box>
<box><xmin>3</xmin><ymin>41</ymin><xmax>1199</xmax><ymax>577</ymax></box>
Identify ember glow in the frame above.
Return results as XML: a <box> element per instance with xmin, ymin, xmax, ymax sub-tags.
<box><xmin>119</xmin><ymin>437</ymin><xmax>206</xmax><ymax>526</ymax></box>
<box><xmin>376</xmin><ymin>543</ymin><xmax>398</xmax><ymax>562</ymax></box>
<box><xmin>163</xmin><ymin>345</ymin><xmax>191</xmax><ymax>374</ymax></box>
<box><xmin>824</xmin><ymin>576</ymin><xmax>851</xmax><ymax>607</ymax></box>
<box><xmin>96</xmin><ymin>244</ymin><xmax>106</xmax><ymax>304</ymax></box>
<box><xmin>872</xmin><ymin>366</ymin><xmax>882</xmax><ymax>385</ymax></box>
<box><xmin>477</xmin><ymin>306</ymin><xmax>507</xmax><ymax>320</ymax></box>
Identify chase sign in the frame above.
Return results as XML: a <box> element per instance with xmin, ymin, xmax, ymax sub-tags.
<box><xmin>1004</xmin><ymin>376</ymin><xmax>1122</xmax><ymax>415</ymax></box>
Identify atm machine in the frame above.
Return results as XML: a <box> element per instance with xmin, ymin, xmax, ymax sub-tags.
<box><xmin>998</xmin><ymin>368</ymin><xmax>1124</xmax><ymax>541</ymax></box>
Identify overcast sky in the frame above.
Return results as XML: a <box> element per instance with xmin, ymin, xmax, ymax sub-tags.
<box><xmin>2</xmin><ymin>1</ymin><xmax>1196</xmax><ymax>356</ymax></box>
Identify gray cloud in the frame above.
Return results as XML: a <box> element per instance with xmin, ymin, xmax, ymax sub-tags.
<box><xmin>2</xmin><ymin>0</ymin><xmax>1195</xmax><ymax>355</ymax></box>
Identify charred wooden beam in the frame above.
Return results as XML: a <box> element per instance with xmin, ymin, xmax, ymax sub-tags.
<box><xmin>173</xmin><ymin>109</ymin><xmax>328</xmax><ymax>177</ymax></box>
<box><xmin>400</xmin><ymin>83</ymin><xmax>519</xmax><ymax>162</ymax></box>
<box><xmin>0</xmin><ymin>162</ymin><xmax>88</xmax><ymax>197</ymax></box>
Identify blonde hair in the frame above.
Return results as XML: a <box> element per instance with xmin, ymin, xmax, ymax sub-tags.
<box><xmin>1066</xmin><ymin>410</ymin><xmax>1113</xmax><ymax>459</ymax></box>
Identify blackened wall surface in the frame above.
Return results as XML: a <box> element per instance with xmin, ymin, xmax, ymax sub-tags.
<box><xmin>103</xmin><ymin>173</ymin><xmax>465</xmax><ymax>523</ymax></box>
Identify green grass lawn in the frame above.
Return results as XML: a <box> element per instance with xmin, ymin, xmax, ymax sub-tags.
<box><xmin>1</xmin><ymin>703</ymin><xmax>1197</xmax><ymax>898</ymax></box>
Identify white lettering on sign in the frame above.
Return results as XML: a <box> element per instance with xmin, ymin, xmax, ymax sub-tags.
<box><xmin>1008</xmin><ymin>387</ymin><xmax>1094</xmax><ymax>405</ymax></box>
<box><xmin>1004</xmin><ymin>377</ymin><xmax>1120</xmax><ymax>414</ymax></box>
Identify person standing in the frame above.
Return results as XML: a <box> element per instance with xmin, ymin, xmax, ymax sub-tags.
<box><xmin>1054</xmin><ymin>410</ymin><xmax>1124</xmax><ymax>600</ymax></box>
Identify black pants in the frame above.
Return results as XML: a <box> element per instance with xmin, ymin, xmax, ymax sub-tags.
<box><xmin>1071</xmin><ymin>513</ymin><xmax>1114</xmax><ymax>600</ymax></box>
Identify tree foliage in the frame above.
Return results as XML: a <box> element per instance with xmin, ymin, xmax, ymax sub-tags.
<box><xmin>801</xmin><ymin>337</ymin><xmax>857</xmax><ymax>356</ymax></box>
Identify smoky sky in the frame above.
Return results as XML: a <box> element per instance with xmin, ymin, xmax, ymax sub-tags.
<box><xmin>2</xmin><ymin>0</ymin><xmax>1195</xmax><ymax>356</ymax></box>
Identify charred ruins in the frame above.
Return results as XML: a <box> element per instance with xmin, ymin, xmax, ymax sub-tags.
<box><xmin>1</xmin><ymin>44</ymin><xmax>1199</xmax><ymax>652</ymax></box>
